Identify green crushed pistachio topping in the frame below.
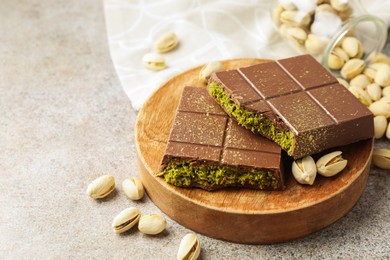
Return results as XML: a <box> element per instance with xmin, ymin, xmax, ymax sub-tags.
<box><xmin>158</xmin><ymin>161</ymin><xmax>279</xmax><ymax>190</ymax></box>
<box><xmin>208</xmin><ymin>82</ymin><xmax>295</xmax><ymax>155</ymax></box>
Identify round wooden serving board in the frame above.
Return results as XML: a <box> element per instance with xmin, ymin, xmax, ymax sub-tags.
<box><xmin>135</xmin><ymin>58</ymin><xmax>373</xmax><ymax>244</ymax></box>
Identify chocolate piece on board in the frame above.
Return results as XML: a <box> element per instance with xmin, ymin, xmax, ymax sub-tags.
<box><xmin>208</xmin><ymin>54</ymin><xmax>374</xmax><ymax>159</ymax></box>
<box><xmin>159</xmin><ymin>86</ymin><xmax>285</xmax><ymax>191</ymax></box>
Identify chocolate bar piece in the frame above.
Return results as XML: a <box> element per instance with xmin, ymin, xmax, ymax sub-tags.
<box><xmin>159</xmin><ymin>86</ymin><xmax>285</xmax><ymax>191</ymax></box>
<box><xmin>208</xmin><ymin>54</ymin><xmax>374</xmax><ymax>159</ymax></box>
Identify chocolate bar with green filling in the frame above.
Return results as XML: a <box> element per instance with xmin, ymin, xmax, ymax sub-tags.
<box><xmin>158</xmin><ymin>86</ymin><xmax>285</xmax><ymax>191</ymax></box>
<box><xmin>208</xmin><ymin>54</ymin><xmax>374</xmax><ymax>159</ymax></box>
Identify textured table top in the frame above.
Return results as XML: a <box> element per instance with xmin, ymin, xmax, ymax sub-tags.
<box><xmin>1</xmin><ymin>0</ymin><xmax>389</xmax><ymax>259</ymax></box>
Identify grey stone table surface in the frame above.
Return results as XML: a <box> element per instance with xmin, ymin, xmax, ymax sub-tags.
<box><xmin>0</xmin><ymin>0</ymin><xmax>389</xmax><ymax>259</ymax></box>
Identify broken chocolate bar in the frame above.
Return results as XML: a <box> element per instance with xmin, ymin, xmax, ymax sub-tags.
<box><xmin>158</xmin><ymin>86</ymin><xmax>285</xmax><ymax>191</ymax></box>
<box><xmin>208</xmin><ymin>54</ymin><xmax>374</xmax><ymax>159</ymax></box>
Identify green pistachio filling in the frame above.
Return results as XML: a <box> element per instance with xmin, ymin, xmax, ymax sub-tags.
<box><xmin>208</xmin><ymin>82</ymin><xmax>294</xmax><ymax>155</ymax></box>
<box><xmin>159</xmin><ymin>161</ymin><xmax>279</xmax><ymax>190</ymax></box>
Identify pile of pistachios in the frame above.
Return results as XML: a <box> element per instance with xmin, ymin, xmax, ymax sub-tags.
<box><xmin>142</xmin><ymin>32</ymin><xmax>179</xmax><ymax>71</ymax></box>
<box><xmin>272</xmin><ymin>0</ymin><xmax>353</xmax><ymax>56</ymax></box>
<box><xmin>86</xmin><ymin>175</ymin><xmax>200</xmax><ymax>259</ymax></box>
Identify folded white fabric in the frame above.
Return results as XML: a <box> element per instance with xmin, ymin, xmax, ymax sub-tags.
<box><xmin>104</xmin><ymin>0</ymin><xmax>390</xmax><ymax>110</ymax></box>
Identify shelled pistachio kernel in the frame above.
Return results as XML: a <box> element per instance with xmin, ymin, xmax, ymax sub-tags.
<box><xmin>372</xmin><ymin>149</ymin><xmax>390</xmax><ymax>169</ymax></box>
<box><xmin>373</xmin><ymin>116</ymin><xmax>387</xmax><ymax>139</ymax></box>
<box><xmin>112</xmin><ymin>207</ymin><xmax>141</xmax><ymax>234</ymax></box>
<box><xmin>86</xmin><ymin>175</ymin><xmax>115</xmax><ymax>199</ymax></box>
<box><xmin>199</xmin><ymin>61</ymin><xmax>223</xmax><ymax>83</ymax></box>
<box><xmin>155</xmin><ymin>32</ymin><xmax>178</xmax><ymax>53</ymax></box>
<box><xmin>122</xmin><ymin>177</ymin><xmax>145</xmax><ymax>200</ymax></box>
<box><xmin>292</xmin><ymin>156</ymin><xmax>317</xmax><ymax>185</ymax></box>
<box><xmin>177</xmin><ymin>233</ymin><xmax>201</xmax><ymax>260</ymax></box>
<box><xmin>142</xmin><ymin>53</ymin><xmax>166</xmax><ymax>71</ymax></box>
<box><xmin>341</xmin><ymin>59</ymin><xmax>365</xmax><ymax>80</ymax></box>
<box><xmin>316</xmin><ymin>151</ymin><xmax>347</xmax><ymax>177</ymax></box>
<box><xmin>138</xmin><ymin>213</ymin><xmax>167</xmax><ymax>235</ymax></box>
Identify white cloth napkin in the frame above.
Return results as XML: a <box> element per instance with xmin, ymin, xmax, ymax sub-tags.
<box><xmin>104</xmin><ymin>0</ymin><xmax>390</xmax><ymax>110</ymax></box>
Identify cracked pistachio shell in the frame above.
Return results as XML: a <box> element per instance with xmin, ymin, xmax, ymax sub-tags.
<box><xmin>286</xmin><ymin>27</ymin><xmax>307</xmax><ymax>46</ymax></box>
<box><xmin>112</xmin><ymin>207</ymin><xmax>141</xmax><ymax>233</ymax></box>
<box><xmin>366</xmin><ymin>83</ymin><xmax>382</xmax><ymax>101</ymax></box>
<box><xmin>272</xmin><ymin>5</ymin><xmax>285</xmax><ymax>26</ymax></box>
<box><xmin>372</xmin><ymin>149</ymin><xmax>390</xmax><ymax>169</ymax></box>
<box><xmin>142</xmin><ymin>53</ymin><xmax>166</xmax><ymax>71</ymax></box>
<box><xmin>367</xmin><ymin>52</ymin><xmax>390</xmax><ymax>65</ymax></box>
<box><xmin>373</xmin><ymin>115</ymin><xmax>387</xmax><ymax>139</ymax></box>
<box><xmin>333</xmin><ymin>47</ymin><xmax>350</xmax><ymax>62</ymax></box>
<box><xmin>341</xmin><ymin>37</ymin><xmax>363</xmax><ymax>59</ymax></box>
<box><xmin>341</xmin><ymin>59</ymin><xmax>365</xmax><ymax>80</ymax></box>
<box><xmin>305</xmin><ymin>34</ymin><xmax>327</xmax><ymax>55</ymax></box>
<box><xmin>369</xmin><ymin>101</ymin><xmax>390</xmax><ymax>118</ymax></box>
<box><xmin>86</xmin><ymin>175</ymin><xmax>115</xmax><ymax>199</ymax></box>
<box><xmin>374</xmin><ymin>64</ymin><xmax>390</xmax><ymax>86</ymax></box>
<box><xmin>199</xmin><ymin>61</ymin><xmax>223</xmax><ymax>83</ymax></box>
<box><xmin>382</xmin><ymin>86</ymin><xmax>390</xmax><ymax>96</ymax></box>
<box><xmin>316</xmin><ymin>151</ymin><xmax>348</xmax><ymax>177</ymax></box>
<box><xmin>138</xmin><ymin>213</ymin><xmax>167</xmax><ymax>235</ymax></box>
<box><xmin>328</xmin><ymin>52</ymin><xmax>345</xmax><ymax>70</ymax></box>
<box><xmin>177</xmin><ymin>233</ymin><xmax>201</xmax><ymax>260</ymax></box>
<box><xmin>122</xmin><ymin>177</ymin><xmax>145</xmax><ymax>200</ymax></box>
<box><xmin>386</xmin><ymin>122</ymin><xmax>390</xmax><ymax>139</ymax></box>
<box><xmin>292</xmin><ymin>156</ymin><xmax>317</xmax><ymax>185</ymax></box>
<box><xmin>280</xmin><ymin>10</ymin><xmax>311</xmax><ymax>27</ymax></box>
<box><xmin>337</xmin><ymin>77</ymin><xmax>349</xmax><ymax>88</ymax></box>
<box><xmin>330</xmin><ymin>0</ymin><xmax>350</xmax><ymax>12</ymax></box>
<box><xmin>350</xmin><ymin>74</ymin><xmax>370</xmax><ymax>89</ymax></box>
<box><xmin>155</xmin><ymin>32</ymin><xmax>178</xmax><ymax>53</ymax></box>
<box><xmin>349</xmin><ymin>86</ymin><xmax>372</xmax><ymax>106</ymax></box>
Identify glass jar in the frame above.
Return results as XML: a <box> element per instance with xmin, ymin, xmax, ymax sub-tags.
<box><xmin>271</xmin><ymin>0</ymin><xmax>388</xmax><ymax>74</ymax></box>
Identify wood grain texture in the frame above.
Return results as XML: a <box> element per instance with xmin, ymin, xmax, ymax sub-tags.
<box><xmin>135</xmin><ymin>59</ymin><xmax>373</xmax><ymax>244</ymax></box>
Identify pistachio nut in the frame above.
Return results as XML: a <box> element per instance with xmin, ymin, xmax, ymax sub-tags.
<box><xmin>199</xmin><ymin>61</ymin><xmax>223</xmax><ymax>83</ymax></box>
<box><xmin>86</xmin><ymin>175</ymin><xmax>115</xmax><ymax>199</ymax></box>
<box><xmin>280</xmin><ymin>1</ymin><xmax>296</xmax><ymax>10</ymax></box>
<box><xmin>177</xmin><ymin>233</ymin><xmax>201</xmax><ymax>260</ymax></box>
<box><xmin>337</xmin><ymin>6</ymin><xmax>353</xmax><ymax>21</ymax></box>
<box><xmin>366</xmin><ymin>83</ymin><xmax>382</xmax><ymax>101</ymax></box>
<box><xmin>363</xmin><ymin>67</ymin><xmax>377</xmax><ymax>81</ymax></box>
<box><xmin>340</xmin><ymin>59</ymin><xmax>365</xmax><ymax>80</ymax></box>
<box><xmin>367</xmin><ymin>52</ymin><xmax>390</xmax><ymax>65</ymax></box>
<box><xmin>373</xmin><ymin>115</ymin><xmax>387</xmax><ymax>139</ymax></box>
<box><xmin>305</xmin><ymin>34</ymin><xmax>327</xmax><ymax>55</ymax></box>
<box><xmin>292</xmin><ymin>156</ymin><xmax>317</xmax><ymax>185</ymax></box>
<box><xmin>155</xmin><ymin>32</ymin><xmax>178</xmax><ymax>53</ymax></box>
<box><xmin>138</xmin><ymin>213</ymin><xmax>167</xmax><ymax>235</ymax></box>
<box><xmin>316</xmin><ymin>151</ymin><xmax>348</xmax><ymax>177</ymax></box>
<box><xmin>286</xmin><ymin>27</ymin><xmax>307</xmax><ymax>46</ymax></box>
<box><xmin>380</xmin><ymin>95</ymin><xmax>390</xmax><ymax>104</ymax></box>
<box><xmin>350</xmin><ymin>74</ymin><xmax>370</xmax><ymax>89</ymax></box>
<box><xmin>272</xmin><ymin>5</ymin><xmax>285</xmax><ymax>26</ymax></box>
<box><xmin>337</xmin><ymin>77</ymin><xmax>349</xmax><ymax>88</ymax></box>
<box><xmin>330</xmin><ymin>0</ymin><xmax>349</xmax><ymax>12</ymax></box>
<box><xmin>348</xmin><ymin>86</ymin><xmax>372</xmax><ymax>106</ymax></box>
<box><xmin>142</xmin><ymin>53</ymin><xmax>166</xmax><ymax>71</ymax></box>
<box><xmin>374</xmin><ymin>64</ymin><xmax>390</xmax><ymax>86</ymax></box>
<box><xmin>280</xmin><ymin>10</ymin><xmax>311</xmax><ymax>27</ymax></box>
<box><xmin>122</xmin><ymin>177</ymin><xmax>145</xmax><ymax>201</ymax></box>
<box><xmin>369</xmin><ymin>101</ymin><xmax>390</xmax><ymax>118</ymax></box>
<box><xmin>341</xmin><ymin>37</ymin><xmax>363</xmax><ymax>59</ymax></box>
<box><xmin>328</xmin><ymin>52</ymin><xmax>344</xmax><ymax>70</ymax></box>
<box><xmin>112</xmin><ymin>207</ymin><xmax>141</xmax><ymax>234</ymax></box>
<box><xmin>333</xmin><ymin>47</ymin><xmax>350</xmax><ymax>62</ymax></box>
<box><xmin>372</xmin><ymin>149</ymin><xmax>390</xmax><ymax>169</ymax></box>
<box><xmin>386</xmin><ymin>122</ymin><xmax>390</xmax><ymax>139</ymax></box>
<box><xmin>382</xmin><ymin>86</ymin><xmax>390</xmax><ymax>96</ymax></box>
